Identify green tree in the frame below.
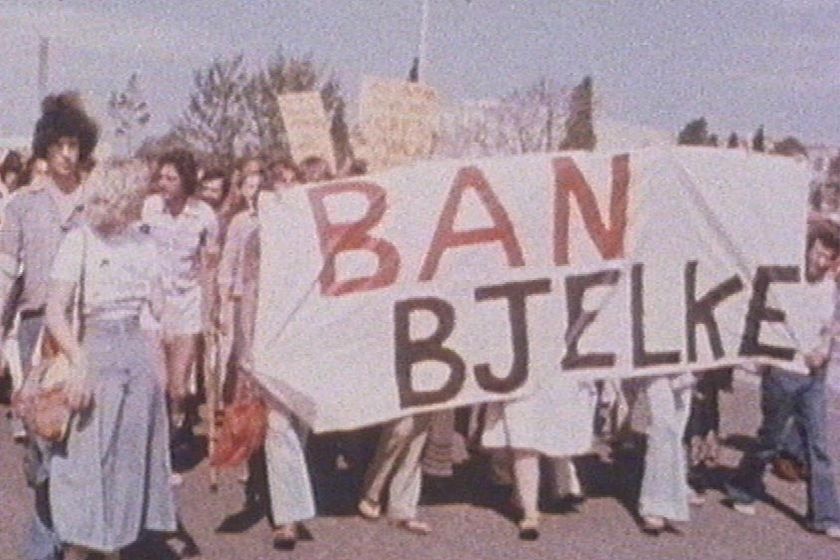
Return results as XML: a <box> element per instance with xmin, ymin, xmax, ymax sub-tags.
<box><xmin>727</xmin><ymin>132</ymin><xmax>739</xmax><ymax>148</ymax></box>
<box><xmin>770</xmin><ymin>136</ymin><xmax>808</xmax><ymax>157</ymax></box>
<box><xmin>752</xmin><ymin>125</ymin><xmax>765</xmax><ymax>152</ymax></box>
<box><xmin>677</xmin><ymin>117</ymin><xmax>709</xmax><ymax>145</ymax></box>
<box><xmin>174</xmin><ymin>50</ymin><xmax>350</xmax><ymax>170</ymax></box>
<box><xmin>174</xmin><ymin>54</ymin><xmax>249</xmax><ymax>168</ymax></box>
<box><xmin>559</xmin><ymin>76</ymin><xmax>596</xmax><ymax>151</ymax></box>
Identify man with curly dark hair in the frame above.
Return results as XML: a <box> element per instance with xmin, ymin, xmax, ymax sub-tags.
<box><xmin>0</xmin><ymin>91</ymin><xmax>99</xmax><ymax>560</ymax></box>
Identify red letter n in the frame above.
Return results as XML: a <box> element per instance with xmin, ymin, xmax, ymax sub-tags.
<box><xmin>554</xmin><ymin>154</ymin><xmax>629</xmax><ymax>266</ymax></box>
<box><xmin>419</xmin><ymin>166</ymin><xmax>524</xmax><ymax>282</ymax></box>
<box><xmin>308</xmin><ymin>181</ymin><xmax>400</xmax><ymax>296</ymax></box>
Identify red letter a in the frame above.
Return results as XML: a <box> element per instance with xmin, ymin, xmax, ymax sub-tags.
<box><xmin>419</xmin><ymin>166</ymin><xmax>524</xmax><ymax>282</ymax></box>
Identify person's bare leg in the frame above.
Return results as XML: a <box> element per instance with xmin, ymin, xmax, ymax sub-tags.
<box><xmin>165</xmin><ymin>334</ymin><xmax>198</xmax><ymax>427</ymax></box>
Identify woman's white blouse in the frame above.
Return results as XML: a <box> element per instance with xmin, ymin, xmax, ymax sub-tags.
<box><xmin>50</xmin><ymin>223</ymin><xmax>162</xmax><ymax>320</ymax></box>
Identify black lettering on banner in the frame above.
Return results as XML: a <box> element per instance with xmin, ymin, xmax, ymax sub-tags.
<box><xmin>394</xmin><ymin>298</ymin><xmax>466</xmax><ymax>408</ymax></box>
<box><xmin>632</xmin><ymin>263</ymin><xmax>681</xmax><ymax>367</ymax></box>
<box><xmin>562</xmin><ymin>270</ymin><xmax>620</xmax><ymax>369</ymax></box>
<box><xmin>739</xmin><ymin>265</ymin><xmax>799</xmax><ymax>360</ymax></box>
<box><xmin>685</xmin><ymin>261</ymin><xmax>745</xmax><ymax>361</ymax></box>
<box><xmin>473</xmin><ymin>279</ymin><xmax>552</xmax><ymax>393</ymax></box>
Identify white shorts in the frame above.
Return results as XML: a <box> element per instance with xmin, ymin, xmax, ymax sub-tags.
<box><xmin>140</xmin><ymin>285</ymin><xmax>202</xmax><ymax>337</ymax></box>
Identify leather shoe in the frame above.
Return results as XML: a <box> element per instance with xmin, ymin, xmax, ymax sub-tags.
<box><xmin>272</xmin><ymin>524</ymin><xmax>297</xmax><ymax>551</ymax></box>
<box><xmin>518</xmin><ymin>517</ymin><xmax>540</xmax><ymax>541</ymax></box>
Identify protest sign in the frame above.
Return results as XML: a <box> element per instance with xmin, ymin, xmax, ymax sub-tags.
<box><xmin>253</xmin><ymin>147</ymin><xmax>812</xmax><ymax>433</ymax></box>
<box><xmin>356</xmin><ymin>76</ymin><xmax>441</xmax><ymax>171</ymax></box>
<box><xmin>277</xmin><ymin>91</ymin><xmax>335</xmax><ymax>170</ymax></box>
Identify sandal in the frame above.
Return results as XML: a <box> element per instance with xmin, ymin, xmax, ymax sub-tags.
<box><xmin>358</xmin><ymin>498</ymin><xmax>381</xmax><ymax>520</ymax></box>
<box><xmin>641</xmin><ymin>515</ymin><xmax>666</xmax><ymax>536</ymax></box>
<box><xmin>390</xmin><ymin>518</ymin><xmax>432</xmax><ymax>535</ymax></box>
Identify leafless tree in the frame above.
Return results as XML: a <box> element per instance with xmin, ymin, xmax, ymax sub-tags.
<box><xmin>439</xmin><ymin>77</ymin><xmax>571</xmax><ymax>158</ymax></box>
<box><xmin>108</xmin><ymin>72</ymin><xmax>151</xmax><ymax>158</ymax></box>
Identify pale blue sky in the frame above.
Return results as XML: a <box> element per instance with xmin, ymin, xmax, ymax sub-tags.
<box><xmin>1</xmin><ymin>0</ymin><xmax>838</xmax><ymax>147</ymax></box>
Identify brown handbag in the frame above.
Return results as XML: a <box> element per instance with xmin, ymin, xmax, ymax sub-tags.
<box><xmin>11</xmin><ymin>342</ymin><xmax>74</xmax><ymax>442</ymax></box>
<box><xmin>12</xmin><ymin>385</ymin><xmax>70</xmax><ymax>442</ymax></box>
<box><xmin>11</xmin><ymin>229</ymin><xmax>87</xmax><ymax>443</ymax></box>
<box><xmin>209</xmin><ymin>376</ymin><xmax>268</xmax><ymax>469</ymax></box>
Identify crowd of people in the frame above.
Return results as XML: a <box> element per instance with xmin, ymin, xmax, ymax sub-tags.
<box><xmin>2</xmin><ymin>90</ymin><xmax>840</xmax><ymax>560</ymax></box>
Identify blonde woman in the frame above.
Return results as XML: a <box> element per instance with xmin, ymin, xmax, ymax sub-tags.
<box><xmin>45</xmin><ymin>166</ymin><xmax>176</xmax><ymax>559</ymax></box>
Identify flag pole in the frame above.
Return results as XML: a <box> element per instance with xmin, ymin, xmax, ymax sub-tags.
<box><xmin>417</xmin><ymin>0</ymin><xmax>430</xmax><ymax>82</ymax></box>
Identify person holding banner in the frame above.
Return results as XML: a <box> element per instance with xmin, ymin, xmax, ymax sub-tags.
<box><xmin>635</xmin><ymin>373</ymin><xmax>695</xmax><ymax>534</ymax></box>
<box><xmin>299</xmin><ymin>156</ymin><xmax>333</xmax><ymax>183</ymax></box>
<box><xmin>725</xmin><ymin>221</ymin><xmax>840</xmax><ymax>539</ymax></box>
<box><xmin>480</xmin><ymin>380</ymin><xmax>598</xmax><ymax>540</ymax></box>
<box><xmin>358</xmin><ymin>412</ymin><xmax>437</xmax><ymax>535</ymax></box>
<box><xmin>267</xmin><ymin>157</ymin><xmax>302</xmax><ymax>191</ymax></box>
<box><xmin>234</xmin><ymin>188</ymin><xmax>316</xmax><ymax>550</ymax></box>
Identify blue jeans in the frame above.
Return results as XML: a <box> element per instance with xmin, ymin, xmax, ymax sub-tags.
<box><xmin>18</xmin><ymin>314</ymin><xmax>62</xmax><ymax>560</ymax></box>
<box><xmin>726</xmin><ymin>367</ymin><xmax>840</xmax><ymax>531</ymax></box>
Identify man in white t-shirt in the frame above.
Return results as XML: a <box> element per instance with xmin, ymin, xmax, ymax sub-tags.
<box><xmin>141</xmin><ymin>150</ymin><xmax>219</xmax><ymax>457</ymax></box>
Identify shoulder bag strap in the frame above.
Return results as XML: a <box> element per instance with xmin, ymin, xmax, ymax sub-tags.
<box><xmin>76</xmin><ymin>226</ymin><xmax>87</xmax><ymax>342</ymax></box>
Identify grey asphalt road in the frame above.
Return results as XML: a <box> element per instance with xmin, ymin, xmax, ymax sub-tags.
<box><xmin>3</xmin><ymin>375</ymin><xmax>840</xmax><ymax>560</ymax></box>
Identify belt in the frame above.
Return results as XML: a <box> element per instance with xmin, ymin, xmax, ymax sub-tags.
<box><xmin>19</xmin><ymin>308</ymin><xmax>45</xmax><ymax>321</ymax></box>
<box><xmin>85</xmin><ymin>315</ymin><xmax>141</xmax><ymax>335</ymax></box>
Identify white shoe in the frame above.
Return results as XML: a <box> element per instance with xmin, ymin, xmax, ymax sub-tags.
<box><xmin>11</xmin><ymin>417</ymin><xmax>27</xmax><ymax>443</ymax></box>
<box><xmin>731</xmin><ymin>502</ymin><xmax>756</xmax><ymax>516</ymax></box>
<box><xmin>824</xmin><ymin>526</ymin><xmax>840</xmax><ymax>540</ymax></box>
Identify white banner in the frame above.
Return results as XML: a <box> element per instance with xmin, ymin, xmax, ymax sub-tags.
<box><xmin>253</xmin><ymin>147</ymin><xmax>813</xmax><ymax>432</ymax></box>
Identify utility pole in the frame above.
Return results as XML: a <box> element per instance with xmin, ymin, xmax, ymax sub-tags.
<box><xmin>37</xmin><ymin>35</ymin><xmax>49</xmax><ymax>100</ymax></box>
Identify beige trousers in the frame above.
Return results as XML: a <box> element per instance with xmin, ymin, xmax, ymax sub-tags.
<box><xmin>361</xmin><ymin>413</ymin><xmax>434</xmax><ymax>520</ymax></box>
